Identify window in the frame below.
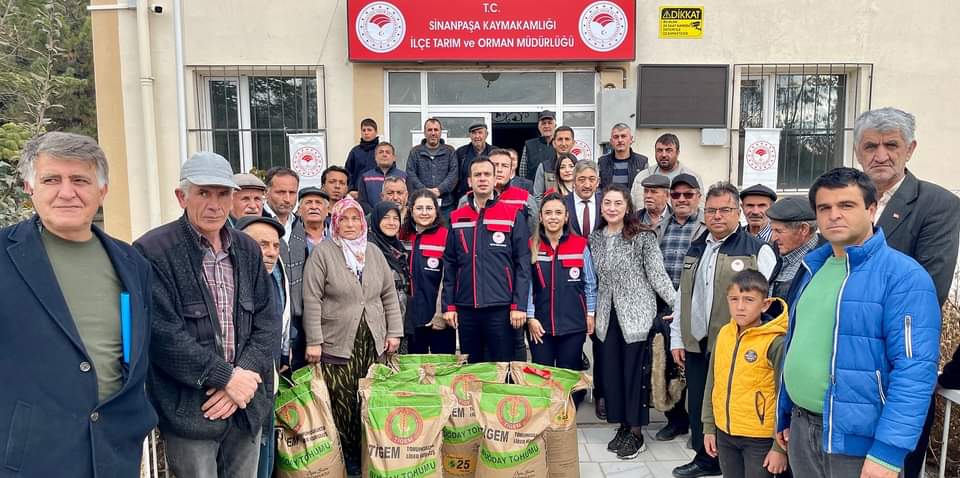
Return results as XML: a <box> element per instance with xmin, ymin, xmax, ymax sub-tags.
<box><xmin>734</xmin><ymin>64</ymin><xmax>872</xmax><ymax>190</ymax></box>
<box><xmin>192</xmin><ymin>66</ymin><xmax>324</xmax><ymax>174</ymax></box>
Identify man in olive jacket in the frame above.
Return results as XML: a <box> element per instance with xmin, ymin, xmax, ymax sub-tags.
<box><xmin>135</xmin><ymin>152</ymin><xmax>278</xmax><ymax>478</ymax></box>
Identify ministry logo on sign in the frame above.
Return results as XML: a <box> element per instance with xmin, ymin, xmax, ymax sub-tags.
<box><xmin>293</xmin><ymin>146</ymin><xmax>323</xmax><ymax>177</ymax></box>
<box><xmin>746</xmin><ymin>141</ymin><xmax>777</xmax><ymax>172</ymax></box>
<box><xmin>355</xmin><ymin>1</ymin><xmax>405</xmax><ymax>53</ymax></box>
<box><xmin>579</xmin><ymin>1</ymin><xmax>628</xmax><ymax>52</ymax></box>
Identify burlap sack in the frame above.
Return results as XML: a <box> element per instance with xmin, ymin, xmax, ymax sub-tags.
<box><xmin>509</xmin><ymin>363</ymin><xmax>592</xmax><ymax>478</ymax></box>
<box><xmin>366</xmin><ymin>363</ymin><xmax>425</xmax><ymax>383</ymax></box>
<box><xmin>359</xmin><ymin>379</ymin><xmax>454</xmax><ymax>478</ymax></box>
<box><xmin>388</xmin><ymin>353</ymin><xmax>469</xmax><ymax>372</ymax></box>
<box><xmin>274</xmin><ymin>365</ymin><xmax>347</xmax><ymax>478</ymax></box>
<box><xmin>421</xmin><ymin>362</ymin><xmax>509</xmax><ymax>478</ymax></box>
<box><xmin>468</xmin><ymin>381</ymin><xmax>564</xmax><ymax>478</ymax></box>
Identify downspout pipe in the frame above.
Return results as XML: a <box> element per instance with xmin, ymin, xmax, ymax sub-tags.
<box><xmin>136</xmin><ymin>0</ymin><xmax>162</xmax><ymax>228</ymax></box>
<box><xmin>173</xmin><ymin>0</ymin><xmax>187</xmax><ymax>164</ymax></box>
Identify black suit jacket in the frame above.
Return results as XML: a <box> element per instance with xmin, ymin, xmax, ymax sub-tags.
<box><xmin>0</xmin><ymin>216</ymin><xmax>157</xmax><ymax>477</ymax></box>
<box><xmin>876</xmin><ymin>170</ymin><xmax>960</xmax><ymax>306</ymax></box>
<box><xmin>566</xmin><ymin>192</ymin><xmax>602</xmax><ymax>237</ymax></box>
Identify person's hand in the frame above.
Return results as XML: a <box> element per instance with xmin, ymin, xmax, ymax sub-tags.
<box><xmin>202</xmin><ymin>388</ymin><xmax>239</xmax><ymax>420</ymax></box>
<box><xmin>764</xmin><ymin>449</ymin><xmax>788</xmax><ymax>474</ymax></box>
<box><xmin>349</xmin><ymin>191</ymin><xmax>359</xmax><ymax>199</ymax></box>
<box><xmin>662</xmin><ymin>314</ymin><xmax>673</xmax><ymax>322</ymax></box>
<box><xmin>510</xmin><ymin>310</ymin><xmax>526</xmax><ymax>329</ymax></box>
<box><xmin>527</xmin><ymin>319</ymin><xmax>545</xmax><ymax>344</ymax></box>
<box><xmin>430</xmin><ymin>314</ymin><xmax>448</xmax><ymax>330</ymax></box>
<box><xmin>860</xmin><ymin>458</ymin><xmax>898</xmax><ymax>478</ymax></box>
<box><xmin>305</xmin><ymin>345</ymin><xmax>322</xmax><ymax>363</ymax></box>
<box><xmin>671</xmin><ymin>348</ymin><xmax>686</xmax><ymax>369</ymax></box>
<box><xmin>428</xmin><ymin>188</ymin><xmax>441</xmax><ymax>197</ymax></box>
<box><xmin>225</xmin><ymin>368</ymin><xmax>261</xmax><ymax>407</ymax></box>
<box><xmin>385</xmin><ymin>337</ymin><xmax>401</xmax><ymax>353</ymax></box>
<box><xmin>444</xmin><ymin>311</ymin><xmax>458</xmax><ymax>329</ymax></box>
<box><xmin>703</xmin><ymin>433</ymin><xmax>717</xmax><ymax>458</ymax></box>
<box><xmin>586</xmin><ymin>314</ymin><xmax>595</xmax><ymax>335</ymax></box>
<box><xmin>775</xmin><ymin>428</ymin><xmax>790</xmax><ymax>451</ymax></box>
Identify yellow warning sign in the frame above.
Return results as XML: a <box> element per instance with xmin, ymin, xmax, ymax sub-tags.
<box><xmin>659</xmin><ymin>6</ymin><xmax>704</xmax><ymax>39</ymax></box>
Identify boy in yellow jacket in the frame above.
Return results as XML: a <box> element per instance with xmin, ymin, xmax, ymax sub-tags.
<box><xmin>702</xmin><ymin>270</ymin><xmax>788</xmax><ymax>477</ymax></box>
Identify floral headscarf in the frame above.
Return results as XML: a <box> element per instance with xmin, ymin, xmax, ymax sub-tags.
<box><xmin>330</xmin><ymin>196</ymin><xmax>367</xmax><ymax>278</ymax></box>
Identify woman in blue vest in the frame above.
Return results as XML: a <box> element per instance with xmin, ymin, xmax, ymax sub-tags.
<box><xmin>401</xmin><ymin>189</ymin><xmax>456</xmax><ymax>353</ymax></box>
<box><xmin>526</xmin><ymin>192</ymin><xmax>596</xmax><ymax>370</ymax></box>
<box><xmin>590</xmin><ymin>184</ymin><xmax>677</xmax><ymax>460</ymax></box>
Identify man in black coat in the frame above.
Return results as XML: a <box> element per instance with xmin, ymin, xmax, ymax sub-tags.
<box><xmin>0</xmin><ymin>132</ymin><xmax>157</xmax><ymax>477</ymax></box>
<box><xmin>518</xmin><ymin>110</ymin><xmax>557</xmax><ymax>182</ymax></box>
<box><xmin>455</xmin><ymin>122</ymin><xmax>494</xmax><ymax>203</ymax></box>
<box><xmin>345</xmin><ymin>117</ymin><xmax>380</xmax><ymax>197</ymax></box>
<box><xmin>855</xmin><ymin>107</ymin><xmax>960</xmax><ymax>478</ymax></box>
<box><xmin>135</xmin><ymin>152</ymin><xmax>278</xmax><ymax>478</ymax></box>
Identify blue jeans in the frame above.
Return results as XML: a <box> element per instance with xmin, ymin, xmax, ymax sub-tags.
<box><xmin>257</xmin><ymin>414</ymin><xmax>276</xmax><ymax>478</ymax></box>
<box><xmin>164</xmin><ymin>425</ymin><xmax>261</xmax><ymax>478</ymax></box>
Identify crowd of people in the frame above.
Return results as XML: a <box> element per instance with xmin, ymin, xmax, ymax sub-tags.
<box><xmin>2</xmin><ymin>106</ymin><xmax>960</xmax><ymax>478</ymax></box>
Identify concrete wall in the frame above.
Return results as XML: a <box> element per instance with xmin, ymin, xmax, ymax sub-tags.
<box><xmin>94</xmin><ymin>0</ymin><xmax>960</xmax><ymax>239</ymax></box>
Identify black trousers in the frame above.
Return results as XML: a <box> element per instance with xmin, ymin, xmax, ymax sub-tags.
<box><xmin>590</xmin><ymin>333</ymin><xmax>604</xmax><ymax>399</ymax></box>
<box><xmin>529</xmin><ymin>331</ymin><xmax>585</xmax><ymax>370</ymax></box>
<box><xmin>688</xmin><ymin>338</ymin><xmax>720</xmax><ymax>469</ymax></box>
<box><xmin>407</xmin><ymin>325</ymin><xmax>457</xmax><ymax>354</ymax></box>
<box><xmin>716</xmin><ymin>431</ymin><xmax>774</xmax><ymax>478</ymax></box>
<box><xmin>457</xmin><ymin>305</ymin><xmax>513</xmax><ymax>363</ymax></box>
<box><xmin>601</xmin><ymin>307</ymin><xmax>650</xmax><ymax>428</ymax></box>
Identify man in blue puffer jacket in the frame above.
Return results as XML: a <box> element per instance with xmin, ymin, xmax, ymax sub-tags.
<box><xmin>775</xmin><ymin>167</ymin><xmax>940</xmax><ymax>478</ymax></box>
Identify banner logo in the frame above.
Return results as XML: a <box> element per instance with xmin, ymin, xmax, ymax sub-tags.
<box><xmin>746</xmin><ymin>141</ymin><xmax>777</xmax><ymax>172</ymax></box>
<box><xmin>579</xmin><ymin>1</ymin><xmax>629</xmax><ymax>52</ymax></box>
<box><xmin>293</xmin><ymin>146</ymin><xmax>323</xmax><ymax>178</ymax></box>
<box><xmin>355</xmin><ymin>2</ymin><xmax>406</xmax><ymax>53</ymax></box>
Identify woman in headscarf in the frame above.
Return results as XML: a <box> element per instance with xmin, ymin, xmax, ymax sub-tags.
<box><xmin>302</xmin><ymin>196</ymin><xmax>403</xmax><ymax>475</ymax></box>
<box><xmin>368</xmin><ymin>200</ymin><xmax>410</xmax><ymax>321</ymax></box>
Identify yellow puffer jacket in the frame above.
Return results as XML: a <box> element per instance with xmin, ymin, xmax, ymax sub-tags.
<box><xmin>711</xmin><ymin>298</ymin><xmax>788</xmax><ymax>438</ymax></box>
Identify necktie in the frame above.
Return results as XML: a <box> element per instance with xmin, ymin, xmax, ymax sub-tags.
<box><xmin>581</xmin><ymin>200</ymin><xmax>591</xmax><ymax>235</ymax></box>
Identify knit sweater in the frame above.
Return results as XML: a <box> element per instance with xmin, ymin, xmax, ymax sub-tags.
<box><xmin>589</xmin><ymin>228</ymin><xmax>677</xmax><ymax>343</ymax></box>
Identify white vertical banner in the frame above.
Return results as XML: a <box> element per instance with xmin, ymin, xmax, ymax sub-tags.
<box><xmin>742</xmin><ymin>128</ymin><xmax>781</xmax><ymax>189</ymax></box>
<box><xmin>288</xmin><ymin>132</ymin><xmax>327</xmax><ymax>188</ymax></box>
<box><xmin>571</xmin><ymin>127</ymin><xmax>596</xmax><ymax>162</ymax></box>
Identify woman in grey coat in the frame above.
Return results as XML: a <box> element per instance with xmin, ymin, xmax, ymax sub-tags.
<box><xmin>590</xmin><ymin>184</ymin><xmax>677</xmax><ymax>460</ymax></box>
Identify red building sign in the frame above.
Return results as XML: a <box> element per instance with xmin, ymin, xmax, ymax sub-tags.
<box><xmin>348</xmin><ymin>0</ymin><xmax>636</xmax><ymax>62</ymax></box>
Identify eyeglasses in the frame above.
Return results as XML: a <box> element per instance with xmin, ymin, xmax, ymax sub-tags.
<box><xmin>705</xmin><ymin>207</ymin><xmax>737</xmax><ymax>216</ymax></box>
<box><xmin>670</xmin><ymin>191</ymin><xmax>697</xmax><ymax>200</ymax></box>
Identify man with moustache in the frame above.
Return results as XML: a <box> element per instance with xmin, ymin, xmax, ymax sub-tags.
<box><xmin>296</xmin><ymin>187</ymin><xmax>331</xmax><ymax>254</ymax></box>
<box><xmin>740</xmin><ymin>184</ymin><xmax>777</xmax><ymax>243</ymax></box>
<box><xmin>632</xmin><ymin>134</ymin><xmax>702</xmax><ymax>208</ymax></box>
<box><xmin>533</xmin><ymin>125</ymin><xmax>576</xmax><ymax>201</ymax></box>
<box><xmin>638</xmin><ymin>175</ymin><xmax>672</xmax><ymax>240</ymax></box>
<box><xmin>767</xmin><ymin>197</ymin><xmax>819</xmax><ymax>300</ymax></box>
<box><xmin>519</xmin><ymin>110</ymin><xmax>557</xmax><ymax>181</ymax></box>
<box><xmin>407</xmin><ymin>117</ymin><xmax>459</xmax><ymax>218</ymax></box>
<box><xmin>598</xmin><ymin>123</ymin><xmax>648</xmax><ymax>189</ymax></box>
<box><xmin>358</xmin><ymin>142</ymin><xmax>406</xmax><ymax>213</ymax></box>
<box><xmin>320</xmin><ymin>165</ymin><xmax>349</xmax><ymax>203</ymax></box>
<box><xmin>229</xmin><ymin>173</ymin><xmax>267</xmax><ymax>226</ymax></box>
<box><xmin>456</xmin><ymin>122</ymin><xmax>494</xmax><ymax>202</ymax></box>
<box><xmin>263</xmin><ymin>167</ymin><xmax>299</xmax><ymax>241</ymax></box>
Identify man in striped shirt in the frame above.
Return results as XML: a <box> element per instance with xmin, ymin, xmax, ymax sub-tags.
<box><xmin>740</xmin><ymin>183</ymin><xmax>777</xmax><ymax>244</ymax></box>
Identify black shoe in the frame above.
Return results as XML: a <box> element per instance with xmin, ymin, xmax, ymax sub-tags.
<box><xmin>616</xmin><ymin>432</ymin><xmax>646</xmax><ymax>460</ymax></box>
<box><xmin>672</xmin><ymin>461</ymin><xmax>723</xmax><ymax>478</ymax></box>
<box><xmin>655</xmin><ymin>423</ymin><xmax>689</xmax><ymax>441</ymax></box>
<box><xmin>607</xmin><ymin>425</ymin><xmax>630</xmax><ymax>452</ymax></box>
<box><xmin>595</xmin><ymin>397</ymin><xmax>607</xmax><ymax>420</ymax></box>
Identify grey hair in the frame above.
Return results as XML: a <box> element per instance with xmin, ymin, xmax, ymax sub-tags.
<box><xmin>782</xmin><ymin>219</ymin><xmax>818</xmax><ymax>232</ymax></box>
<box><xmin>574</xmin><ymin>159</ymin><xmax>599</xmax><ymax>175</ymax></box>
<box><xmin>178</xmin><ymin>179</ymin><xmax>193</xmax><ymax>197</ymax></box>
<box><xmin>19</xmin><ymin>132</ymin><xmax>109</xmax><ymax>188</ymax></box>
<box><xmin>383</xmin><ymin>175</ymin><xmax>407</xmax><ymax>188</ymax></box>
<box><xmin>705</xmin><ymin>181</ymin><xmax>741</xmax><ymax>208</ymax></box>
<box><xmin>611</xmin><ymin>122</ymin><xmax>632</xmax><ymax>132</ymax></box>
<box><xmin>853</xmin><ymin>107</ymin><xmax>916</xmax><ymax>145</ymax></box>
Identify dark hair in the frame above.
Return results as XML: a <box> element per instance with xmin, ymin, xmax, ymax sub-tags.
<box><xmin>321</xmin><ymin>165</ymin><xmax>349</xmax><ymax>185</ymax></box>
<box><xmin>264</xmin><ymin>166</ymin><xmax>299</xmax><ymax>187</ymax></box>
<box><xmin>489</xmin><ymin>148</ymin><xmax>513</xmax><ymax>160</ymax></box>
<box><xmin>553</xmin><ymin>125</ymin><xmax>575</xmax><ymax>139</ymax></box>
<box><xmin>424</xmin><ymin>117</ymin><xmax>442</xmax><ymax>129</ymax></box>
<box><xmin>808</xmin><ymin>167</ymin><xmax>878</xmax><ymax>210</ymax></box>
<box><xmin>360</xmin><ymin>118</ymin><xmax>378</xmax><ymax>131</ymax></box>
<box><xmin>727</xmin><ymin>270</ymin><xmax>770</xmax><ymax>296</ymax></box>
<box><xmin>655</xmin><ymin>133</ymin><xmax>680</xmax><ymax>151</ymax></box>
<box><xmin>554</xmin><ymin>152</ymin><xmax>578</xmax><ymax>195</ymax></box>
<box><xmin>705</xmin><ymin>181</ymin><xmax>741</xmax><ymax>208</ymax></box>
<box><xmin>402</xmin><ymin>188</ymin><xmax>443</xmax><ymax>236</ymax></box>
<box><xmin>596</xmin><ymin>184</ymin><xmax>652</xmax><ymax>240</ymax></box>
<box><xmin>468</xmin><ymin>155</ymin><xmax>495</xmax><ymax>176</ymax></box>
<box><xmin>530</xmin><ymin>192</ymin><xmax>571</xmax><ymax>261</ymax></box>
<box><xmin>375</xmin><ymin>141</ymin><xmax>395</xmax><ymax>154</ymax></box>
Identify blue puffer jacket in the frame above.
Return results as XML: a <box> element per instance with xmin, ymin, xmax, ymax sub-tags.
<box><xmin>776</xmin><ymin>228</ymin><xmax>940</xmax><ymax>468</ymax></box>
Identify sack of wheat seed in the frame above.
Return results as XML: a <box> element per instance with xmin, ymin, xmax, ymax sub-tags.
<box><xmin>274</xmin><ymin>365</ymin><xmax>346</xmax><ymax>478</ymax></box>
<box><xmin>420</xmin><ymin>362</ymin><xmax>509</xmax><ymax>478</ymax></box>
<box><xmin>509</xmin><ymin>363</ymin><xmax>591</xmax><ymax>478</ymax></box>
<box><xmin>469</xmin><ymin>381</ymin><xmax>563</xmax><ymax>478</ymax></box>
<box><xmin>366</xmin><ymin>363</ymin><xmax>425</xmax><ymax>383</ymax></box>
<box><xmin>388</xmin><ymin>353</ymin><xmax>469</xmax><ymax>372</ymax></box>
<box><xmin>359</xmin><ymin>378</ymin><xmax>454</xmax><ymax>478</ymax></box>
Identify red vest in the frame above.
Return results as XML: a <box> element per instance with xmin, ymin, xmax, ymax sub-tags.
<box><xmin>531</xmin><ymin>234</ymin><xmax>590</xmax><ymax>335</ymax></box>
<box><xmin>406</xmin><ymin>225</ymin><xmax>448</xmax><ymax>327</ymax></box>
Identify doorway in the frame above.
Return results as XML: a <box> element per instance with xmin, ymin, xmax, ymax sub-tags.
<box><xmin>492</xmin><ymin>112</ymin><xmax>540</xmax><ymax>174</ymax></box>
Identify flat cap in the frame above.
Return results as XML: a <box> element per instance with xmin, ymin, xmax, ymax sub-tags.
<box><xmin>537</xmin><ymin>110</ymin><xmax>556</xmax><ymax>121</ymax></box>
<box><xmin>671</xmin><ymin>173</ymin><xmax>700</xmax><ymax>190</ymax></box>
<box><xmin>298</xmin><ymin>186</ymin><xmax>330</xmax><ymax>202</ymax></box>
<box><xmin>740</xmin><ymin>183</ymin><xmax>778</xmax><ymax>201</ymax></box>
<box><xmin>234</xmin><ymin>215</ymin><xmax>285</xmax><ymax>238</ymax></box>
<box><xmin>233</xmin><ymin>173</ymin><xmax>266</xmax><ymax>191</ymax></box>
<box><xmin>180</xmin><ymin>151</ymin><xmax>239</xmax><ymax>189</ymax></box>
<box><xmin>468</xmin><ymin>123</ymin><xmax>487</xmax><ymax>133</ymax></box>
<box><xmin>766</xmin><ymin>196</ymin><xmax>816</xmax><ymax>222</ymax></box>
<box><xmin>641</xmin><ymin>174</ymin><xmax>671</xmax><ymax>189</ymax></box>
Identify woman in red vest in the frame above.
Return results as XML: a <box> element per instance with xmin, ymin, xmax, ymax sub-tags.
<box><xmin>401</xmin><ymin>189</ymin><xmax>456</xmax><ymax>353</ymax></box>
<box><xmin>526</xmin><ymin>192</ymin><xmax>596</xmax><ymax>370</ymax></box>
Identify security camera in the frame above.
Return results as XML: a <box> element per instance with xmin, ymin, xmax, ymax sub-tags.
<box><xmin>150</xmin><ymin>4</ymin><xmax>163</xmax><ymax>14</ymax></box>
